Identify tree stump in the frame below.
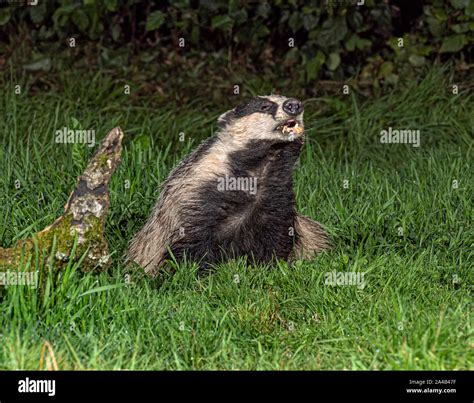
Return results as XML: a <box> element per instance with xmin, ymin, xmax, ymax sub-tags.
<box><xmin>0</xmin><ymin>127</ymin><xmax>124</xmax><ymax>276</ymax></box>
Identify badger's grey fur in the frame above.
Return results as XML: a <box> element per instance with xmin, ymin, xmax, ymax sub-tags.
<box><xmin>127</xmin><ymin>95</ymin><xmax>330</xmax><ymax>275</ymax></box>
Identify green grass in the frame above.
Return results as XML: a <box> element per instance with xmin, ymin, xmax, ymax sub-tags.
<box><xmin>0</xmin><ymin>66</ymin><xmax>472</xmax><ymax>370</ymax></box>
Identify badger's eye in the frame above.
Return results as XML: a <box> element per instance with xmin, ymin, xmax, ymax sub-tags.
<box><xmin>260</xmin><ymin>104</ymin><xmax>271</xmax><ymax>111</ymax></box>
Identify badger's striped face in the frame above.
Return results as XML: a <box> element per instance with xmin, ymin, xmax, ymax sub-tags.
<box><xmin>217</xmin><ymin>95</ymin><xmax>304</xmax><ymax>143</ymax></box>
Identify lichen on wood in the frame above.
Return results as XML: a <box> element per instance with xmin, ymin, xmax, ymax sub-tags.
<box><xmin>0</xmin><ymin>127</ymin><xmax>124</xmax><ymax>274</ymax></box>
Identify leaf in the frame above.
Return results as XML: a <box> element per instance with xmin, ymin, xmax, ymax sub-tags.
<box><xmin>451</xmin><ymin>0</ymin><xmax>469</xmax><ymax>9</ymax></box>
<box><xmin>0</xmin><ymin>8</ymin><xmax>11</xmax><ymax>26</ymax></box>
<box><xmin>439</xmin><ymin>35</ymin><xmax>467</xmax><ymax>53</ymax></box>
<box><xmin>467</xmin><ymin>0</ymin><xmax>474</xmax><ymax>16</ymax></box>
<box><xmin>29</xmin><ymin>2</ymin><xmax>47</xmax><ymax>24</ymax></box>
<box><xmin>378</xmin><ymin>61</ymin><xmax>394</xmax><ymax>78</ymax></box>
<box><xmin>302</xmin><ymin>14</ymin><xmax>318</xmax><ymax>31</ymax></box>
<box><xmin>327</xmin><ymin>52</ymin><xmax>341</xmax><ymax>71</ymax></box>
<box><xmin>315</xmin><ymin>17</ymin><xmax>348</xmax><ymax>49</ymax></box>
<box><xmin>385</xmin><ymin>74</ymin><xmax>399</xmax><ymax>86</ymax></box>
<box><xmin>356</xmin><ymin>38</ymin><xmax>371</xmax><ymax>50</ymax></box>
<box><xmin>427</xmin><ymin>16</ymin><xmax>445</xmax><ymax>37</ymax></box>
<box><xmin>254</xmin><ymin>25</ymin><xmax>270</xmax><ymax>38</ymax></box>
<box><xmin>211</xmin><ymin>15</ymin><xmax>233</xmax><ymax>30</ymax></box>
<box><xmin>408</xmin><ymin>54</ymin><xmax>426</xmax><ymax>67</ymax></box>
<box><xmin>256</xmin><ymin>3</ymin><xmax>271</xmax><ymax>18</ymax></box>
<box><xmin>23</xmin><ymin>58</ymin><xmax>52</xmax><ymax>71</ymax></box>
<box><xmin>105</xmin><ymin>0</ymin><xmax>118</xmax><ymax>11</ymax></box>
<box><xmin>288</xmin><ymin>12</ymin><xmax>301</xmax><ymax>32</ymax></box>
<box><xmin>200</xmin><ymin>0</ymin><xmax>221</xmax><ymax>12</ymax></box>
<box><xmin>111</xmin><ymin>24</ymin><xmax>121</xmax><ymax>42</ymax></box>
<box><xmin>52</xmin><ymin>4</ymin><xmax>80</xmax><ymax>29</ymax></box>
<box><xmin>345</xmin><ymin>34</ymin><xmax>357</xmax><ymax>51</ymax></box>
<box><xmin>347</xmin><ymin>10</ymin><xmax>363</xmax><ymax>31</ymax></box>
<box><xmin>146</xmin><ymin>11</ymin><xmax>165</xmax><ymax>31</ymax></box>
<box><xmin>346</xmin><ymin>34</ymin><xmax>371</xmax><ymax>52</ymax></box>
<box><xmin>139</xmin><ymin>52</ymin><xmax>158</xmax><ymax>63</ymax></box>
<box><xmin>232</xmin><ymin>9</ymin><xmax>247</xmax><ymax>25</ymax></box>
<box><xmin>306</xmin><ymin>51</ymin><xmax>325</xmax><ymax>81</ymax></box>
<box><xmin>452</xmin><ymin>23</ymin><xmax>469</xmax><ymax>33</ymax></box>
<box><xmin>72</xmin><ymin>9</ymin><xmax>89</xmax><ymax>32</ymax></box>
<box><xmin>432</xmin><ymin>7</ymin><xmax>448</xmax><ymax>21</ymax></box>
<box><xmin>225</xmin><ymin>0</ymin><xmax>237</xmax><ymax>13</ymax></box>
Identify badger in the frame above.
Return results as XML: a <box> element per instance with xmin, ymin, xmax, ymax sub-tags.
<box><xmin>127</xmin><ymin>95</ymin><xmax>330</xmax><ymax>275</ymax></box>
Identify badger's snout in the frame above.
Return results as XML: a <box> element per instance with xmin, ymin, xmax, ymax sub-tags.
<box><xmin>282</xmin><ymin>99</ymin><xmax>303</xmax><ymax>116</ymax></box>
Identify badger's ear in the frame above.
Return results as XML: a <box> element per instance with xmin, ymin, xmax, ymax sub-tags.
<box><xmin>217</xmin><ymin>109</ymin><xmax>235</xmax><ymax>129</ymax></box>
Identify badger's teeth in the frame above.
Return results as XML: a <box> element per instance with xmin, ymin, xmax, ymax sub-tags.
<box><xmin>294</xmin><ymin>123</ymin><xmax>303</xmax><ymax>134</ymax></box>
<box><xmin>280</xmin><ymin>121</ymin><xmax>303</xmax><ymax>135</ymax></box>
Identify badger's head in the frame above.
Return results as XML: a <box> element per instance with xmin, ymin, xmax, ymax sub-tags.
<box><xmin>217</xmin><ymin>95</ymin><xmax>304</xmax><ymax>143</ymax></box>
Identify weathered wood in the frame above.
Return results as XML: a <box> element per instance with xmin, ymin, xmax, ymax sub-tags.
<box><xmin>0</xmin><ymin>127</ymin><xmax>124</xmax><ymax>274</ymax></box>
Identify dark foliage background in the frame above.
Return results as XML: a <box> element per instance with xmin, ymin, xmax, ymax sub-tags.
<box><xmin>0</xmin><ymin>0</ymin><xmax>472</xmax><ymax>101</ymax></box>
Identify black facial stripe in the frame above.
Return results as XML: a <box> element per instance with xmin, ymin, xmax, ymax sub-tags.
<box><xmin>217</xmin><ymin>97</ymin><xmax>279</xmax><ymax>129</ymax></box>
<box><xmin>233</xmin><ymin>97</ymin><xmax>278</xmax><ymax>119</ymax></box>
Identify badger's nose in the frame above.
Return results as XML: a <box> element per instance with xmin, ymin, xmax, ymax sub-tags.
<box><xmin>282</xmin><ymin>99</ymin><xmax>303</xmax><ymax>116</ymax></box>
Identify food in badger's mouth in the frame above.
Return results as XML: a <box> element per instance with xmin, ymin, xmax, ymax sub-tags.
<box><xmin>277</xmin><ymin>119</ymin><xmax>304</xmax><ymax>135</ymax></box>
